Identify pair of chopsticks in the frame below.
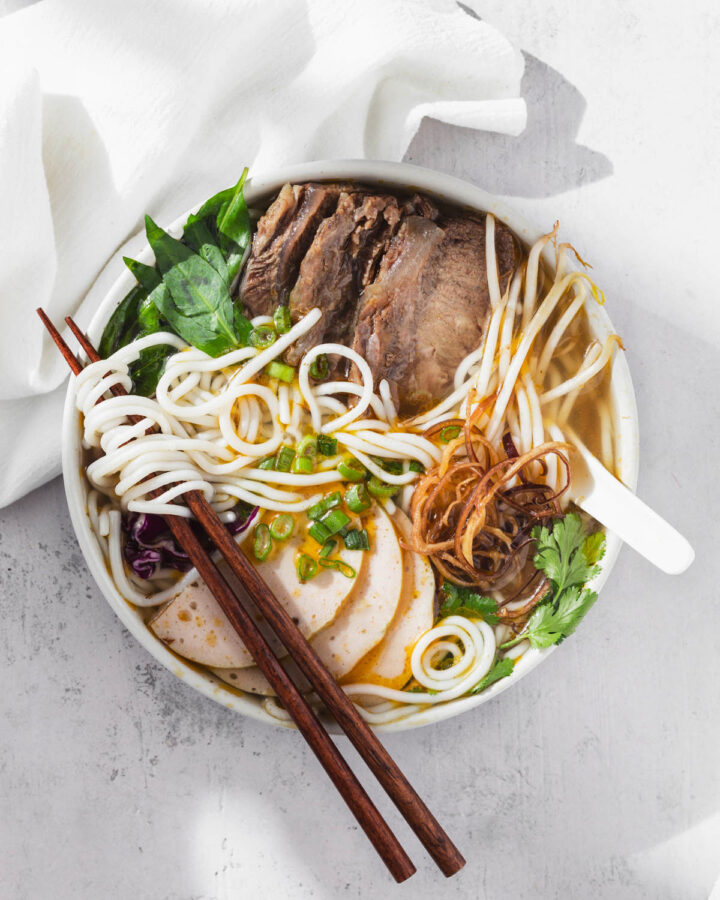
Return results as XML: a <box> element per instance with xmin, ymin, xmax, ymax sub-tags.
<box><xmin>38</xmin><ymin>309</ymin><xmax>465</xmax><ymax>883</ymax></box>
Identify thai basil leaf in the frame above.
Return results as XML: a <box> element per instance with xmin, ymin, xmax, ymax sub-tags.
<box><xmin>145</xmin><ymin>216</ymin><xmax>239</xmax><ymax>357</ymax></box>
<box><xmin>185</xmin><ymin>186</ymin><xmax>236</xmax><ymax>228</ymax></box>
<box><xmin>129</xmin><ymin>345</ymin><xmax>174</xmax><ymax>396</ymax></box>
<box><xmin>216</xmin><ymin>169</ymin><xmax>251</xmax><ymax>283</ymax></box>
<box><xmin>99</xmin><ymin>284</ymin><xmax>145</xmax><ymax>357</ymax></box>
<box><xmin>183</xmin><ymin>218</ymin><xmax>228</xmax><ymax>283</ymax></box>
<box><xmin>123</xmin><ymin>256</ymin><xmax>162</xmax><ymax>293</ymax></box>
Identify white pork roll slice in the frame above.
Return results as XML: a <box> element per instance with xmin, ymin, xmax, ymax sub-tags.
<box><xmin>149</xmin><ymin>536</ymin><xmax>364</xmax><ymax>669</ymax></box>
<box><xmin>213</xmin><ymin>504</ymin><xmax>404</xmax><ymax>694</ymax></box>
<box><xmin>345</xmin><ymin>508</ymin><xmax>435</xmax><ymax>690</ymax></box>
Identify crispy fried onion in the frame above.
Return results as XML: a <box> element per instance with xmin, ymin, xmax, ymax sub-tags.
<box><xmin>410</xmin><ymin>416</ymin><xmax>571</xmax><ymax>618</ymax></box>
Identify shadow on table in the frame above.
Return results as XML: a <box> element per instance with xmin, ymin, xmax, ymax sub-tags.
<box><xmin>406</xmin><ymin>50</ymin><xmax>613</xmax><ymax>198</ymax></box>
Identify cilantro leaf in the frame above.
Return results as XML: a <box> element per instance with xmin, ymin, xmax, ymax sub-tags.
<box><xmin>502</xmin><ymin>515</ymin><xmax>605</xmax><ymax>650</ymax></box>
<box><xmin>439</xmin><ymin>582</ymin><xmax>499</xmax><ymax>625</ymax></box>
<box><xmin>532</xmin><ymin>513</ymin><xmax>601</xmax><ymax>596</ymax></box>
<box><xmin>520</xmin><ymin>586</ymin><xmax>598</xmax><ymax>648</ymax></box>
<box><xmin>469</xmin><ymin>657</ymin><xmax>515</xmax><ymax>695</ymax></box>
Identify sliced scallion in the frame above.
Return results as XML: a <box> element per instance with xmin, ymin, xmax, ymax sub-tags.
<box><xmin>264</xmin><ymin>360</ymin><xmax>295</xmax><ymax>383</ymax></box>
<box><xmin>372</xmin><ymin>456</ymin><xmax>403</xmax><ymax>476</ymax></box>
<box><xmin>296</xmin><ymin>434</ymin><xmax>318</xmax><ymax>459</ymax></box>
<box><xmin>367</xmin><ymin>476</ymin><xmax>399</xmax><ymax>499</ymax></box>
<box><xmin>273</xmin><ymin>305</ymin><xmax>292</xmax><ymax>334</ymax></box>
<box><xmin>269</xmin><ymin>514</ymin><xmax>294</xmax><ymax>541</ymax></box>
<box><xmin>440</xmin><ymin>424</ymin><xmax>462</xmax><ymax>443</ymax></box>
<box><xmin>337</xmin><ymin>457</ymin><xmax>365</xmax><ymax>482</ymax></box>
<box><xmin>308</xmin><ymin>521</ymin><xmax>331</xmax><ymax>544</ymax></box>
<box><xmin>258</xmin><ymin>456</ymin><xmax>276</xmax><ymax>470</ymax></box>
<box><xmin>275</xmin><ymin>446</ymin><xmax>295</xmax><ymax>472</ymax></box>
<box><xmin>307</xmin><ymin>492</ymin><xmax>342</xmax><ymax>521</ymax></box>
<box><xmin>320</xmin><ymin>508</ymin><xmax>351</xmax><ymax>536</ymax></box>
<box><xmin>309</xmin><ymin>353</ymin><xmax>329</xmax><ymax>380</ymax></box>
<box><xmin>317</xmin><ymin>435</ymin><xmax>337</xmax><ymax>456</ymax></box>
<box><xmin>296</xmin><ymin>554</ymin><xmax>318</xmax><ymax>582</ymax></box>
<box><xmin>343</xmin><ymin>528</ymin><xmax>370</xmax><ymax>551</ymax></box>
<box><xmin>344</xmin><ymin>483</ymin><xmax>371</xmax><ymax>513</ymax></box>
<box><xmin>318</xmin><ymin>558</ymin><xmax>356</xmax><ymax>578</ymax></box>
<box><xmin>319</xmin><ymin>539</ymin><xmax>337</xmax><ymax>558</ymax></box>
<box><xmin>291</xmin><ymin>455</ymin><xmax>313</xmax><ymax>474</ymax></box>
<box><xmin>249</xmin><ymin>325</ymin><xmax>277</xmax><ymax>350</ymax></box>
<box><xmin>253</xmin><ymin>523</ymin><xmax>272</xmax><ymax>561</ymax></box>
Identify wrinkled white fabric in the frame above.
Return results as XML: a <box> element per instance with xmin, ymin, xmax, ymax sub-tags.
<box><xmin>0</xmin><ymin>0</ymin><xmax>525</xmax><ymax>507</ymax></box>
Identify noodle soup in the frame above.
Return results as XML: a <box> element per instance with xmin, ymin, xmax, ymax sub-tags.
<box><xmin>63</xmin><ymin>161</ymin><xmax>638</xmax><ymax>730</ymax></box>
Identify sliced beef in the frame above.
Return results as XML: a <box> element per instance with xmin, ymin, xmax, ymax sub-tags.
<box><xmin>239</xmin><ymin>182</ymin><xmax>348</xmax><ymax>317</ymax></box>
<box><xmin>284</xmin><ymin>192</ymin><xmax>402</xmax><ymax>366</ymax></box>
<box><xmin>352</xmin><ymin>214</ymin><xmax>518</xmax><ymax>417</ymax></box>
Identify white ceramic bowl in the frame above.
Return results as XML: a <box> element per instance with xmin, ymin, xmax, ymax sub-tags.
<box><xmin>62</xmin><ymin>160</ymin><xmax>639</xmax><ymax>732</ymax></box>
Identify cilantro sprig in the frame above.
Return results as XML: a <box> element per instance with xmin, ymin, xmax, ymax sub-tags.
<box><xmin>502</xmin><ymin>513</ymin><xmax>606</xmax><ymax>650</ymax></box>
<box><xmin>469</xmin><ymin>657</ymin><xmax>515</xmax><ymax>695</ymax></box>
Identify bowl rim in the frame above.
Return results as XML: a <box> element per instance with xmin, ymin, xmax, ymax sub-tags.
<box><xmin>61</xmin><ymin>159</ymin><xmax>640</xmax><ymax>733</ymax></box>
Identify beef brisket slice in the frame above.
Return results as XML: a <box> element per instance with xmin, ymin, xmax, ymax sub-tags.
<box><xmin>283</xmin><ymin>192</ymin><xmax>402</xmax><ymax>366</ymax></box>
<box><xmin>353</xmin><ymin>214</ymin><xmax>518</xmax><ymax>417</ymax></box>
<box><xmin>239</xmin><ymin>183</ymin><xmax>347</xmax><ymax>317</ymax></box>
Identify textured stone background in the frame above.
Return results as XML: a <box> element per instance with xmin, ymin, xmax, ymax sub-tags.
<box><xmin>1</xmin><ymin>1</ymin><xmax>718</xmax><ymax>898</ymax></box>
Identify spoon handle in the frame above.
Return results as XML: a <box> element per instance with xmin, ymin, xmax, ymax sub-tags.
<box><xmin>571</xmin><ymin>444</ymin><xmax>694</xmax><ymax>575</ymax></box>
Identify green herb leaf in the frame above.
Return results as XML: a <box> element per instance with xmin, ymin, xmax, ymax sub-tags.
<box><xmin>439</xmin><ymin>582</ymin><xmax>499</xmax><ymax>625</ymax></box>
<box><xmin>532</xmin><ymin>513</ymin><xmax>601</xmax><ymax>597</ymax></box>
<box><xmin>98</xmin><ymin>284</ymin><xmax>145</xmax><ymax>357</ymax></box>
<box><xmin>145</xmin><ymin>216</ymin><xmax>239</xmax><ymax>357</ymax></box>
<box><xmin>215</xmin><ymin>169</ymin><xmax>251</xmax><ymax>283</ymax></box>
<box><xmin>182</xmin><ymin>219</ymin><xmax>228</xmax><ymax>283</ymax></box>
<box><xmin>129</xmin><ymin>345</ymin><xmax>174</xmax><ymax>396</ymax></box>
<box><xmin>520</xmin><ymin>586</ymin><xmax>598</xmax><ymax>648</ymax></box>
<box><xmin>469</xmin><ymin>657</ymin><xmax>515</xmax><ymax>694</ymax></box>
<box><xmin>123</xmin><ymin>256</ymin><xmax>162</xmax><ymax>293</ymax></box>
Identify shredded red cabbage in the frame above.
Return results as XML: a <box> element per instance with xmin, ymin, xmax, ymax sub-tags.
<box><xmin>123</xmin><ymin>502</ymin><xmax>257</xmax><ymax>580</ymax></box>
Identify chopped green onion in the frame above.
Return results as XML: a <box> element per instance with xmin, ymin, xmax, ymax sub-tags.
<box><xmin>269</xmin><ymin>514</ymin><xmax>294</xmax><ymax>541</ymax></box>
<box><xmin>319</xmin><ymin>539</ymin><xmax>337</xmax><ymax>558</ymax></box>
<box><xmin>337</xmin><ymin>457</ymin><xmax>365</xmax><ymax>482</ymax></box>
<box><xmin>320</xmin><ymin>508</ymin><xmax>351</xmax><ymax>535</ymax></box>
<box><xmin>296</xmin><ymin>554</ymin><xmax>318</xmax><ymax>582</ymax></box>
<box><xmin>275</xmin><ymin>446</ymin><xmax>295</xmax><ymax>472</ymax></box>
<box><xmin>273</xmin><ymin>305</ymin><xmax>292</xmax><ymax>334</ymax></box>
<box><xmin>318</xmin><ymin>558</ymin><xmax>356</xmax><ymax>578</ymax></box>
<box><xmin>317</xmin><ymin>435</ymin><xmax>338</xmax><ymax>456</ymax></box>
<box><xmin>344</xmin><ymin>483</ymin><xmax>371</xmax><ymax>513</ymax></box>
<box><xmin>440</xmin><ymin>424</ymin><xmax>462</xmax><ymax>443</ymax></box>
<box><xmin>264</xmin><ymin>360</ymin><xmax>295</xmax><ymax>383</ymax></box>
<box><xmin>344</xmin><ymin>528</ymin><xmax>370</xmax><ymax>551</ymax></box>
<box><xmin>372</xmin><ymin>456</ymin><xmax>403</xmax><ymax>476</ymax></box>
<box><xmin>296</xmin><ymin>434</ymin><xmax>318</xmax><ymax>459</ymax></box>
<box><xmin>309</xmin><ymin>353</ymin><xmax>329</xmax><ymax>380</ymax></box>
<box><xmin>367</xmin><ymin>476</ymin><xmax>399</xmax><ymax>499</ymax></box>
<box><xmin>307</xmin><ymin>492</ymin><xmax>342</xmax><ymax>520</ymax></box>
<box><xmin>291</xmin><ymin>455</ymin><xmax>313</xmax><ymax>474</ymax></box>
<box><xmin>409</xmin><ymin>460</ymin><xmax>425</xmax><ymax>474</ymax></box>
<box><xmin>258</xmin><ymin>456</ymin><xmax>276</xmax><ymax>470</ymax></box>
<box><xmin>308</xmin><ymin>521</ymin><xmax>331</xmax><ymax>544</ymax></box>
<box><xmin>249</xmin><ymin>325</ymin><xmax>277</xmax><ymax>350</ymax></box>
<box><xmin>253</xmin><ymin>523</ymin><xmax>272</xmax><ymax>561</ymax></box>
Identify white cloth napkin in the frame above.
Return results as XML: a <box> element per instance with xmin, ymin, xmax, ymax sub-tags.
<box><xmin>0</xmin><ymin>0</ymin><xmax>525</xmax><ymax>508</ymax></box>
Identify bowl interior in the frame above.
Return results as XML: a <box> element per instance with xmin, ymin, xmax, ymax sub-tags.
<box><xmin>62</xmin><ymin>160</ymin><xmax>639</xmax><ymax>732</ymax></box>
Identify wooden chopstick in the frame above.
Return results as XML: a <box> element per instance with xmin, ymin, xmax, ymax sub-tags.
<box><xmin>57</xmin><ymin>312</ymin><xmax>466</xmax><ymax>878</ymax></box>
<box><xmin>39</xmin><ymin>310</ymin><xmax>416</xmax><ymax>883</ymax></box>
